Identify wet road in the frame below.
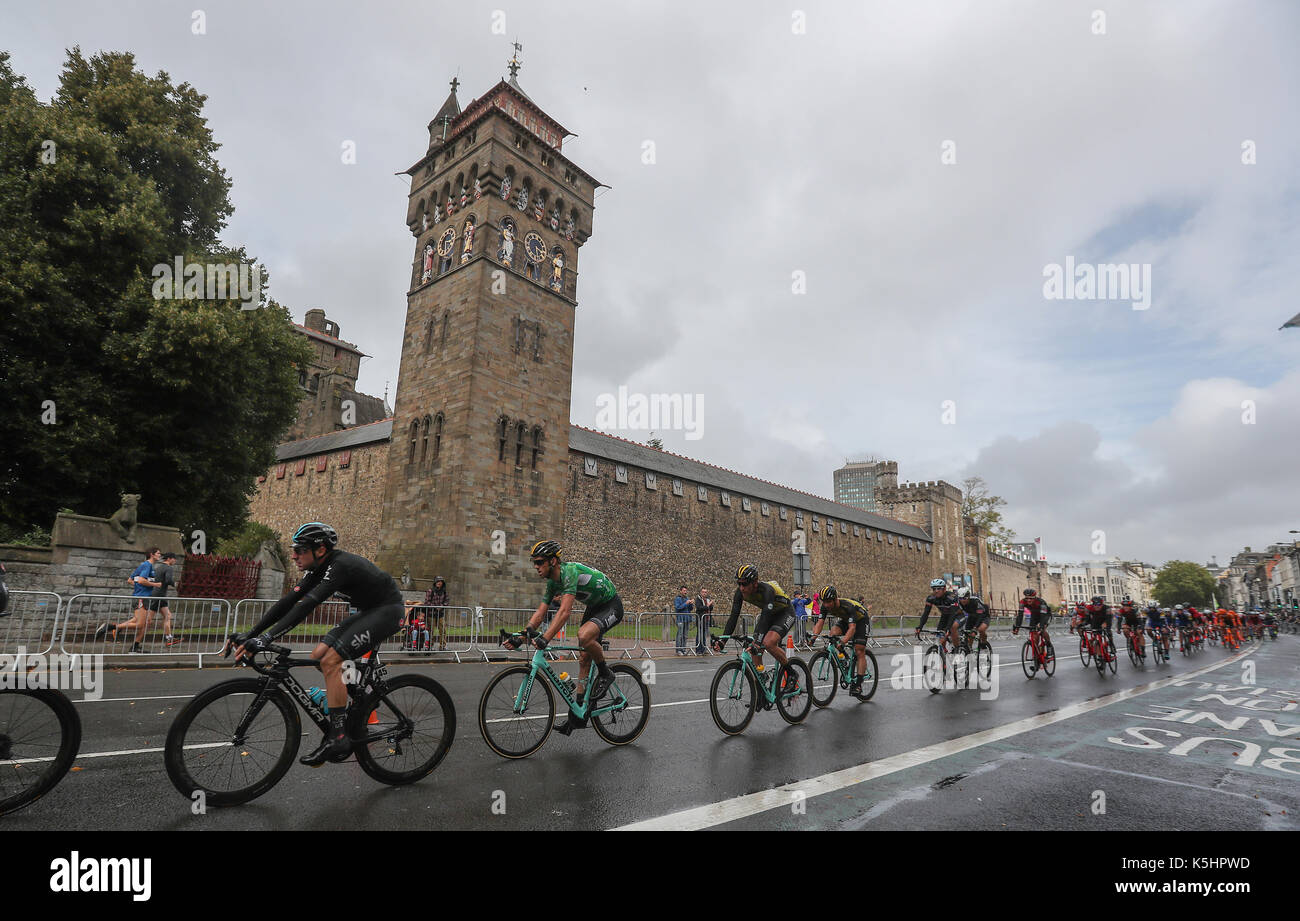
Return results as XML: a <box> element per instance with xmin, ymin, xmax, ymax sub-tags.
<box><xmin>5</xmin><ymin>634</ymin><xmax>1298</xmax><ymax>830</ymax></box>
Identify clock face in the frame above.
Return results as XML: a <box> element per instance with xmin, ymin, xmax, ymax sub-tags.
<box><xmin>524</xmin><ymin>232</ymin><xmax>546</xmax><ymax>263</ymax></box>
<box><xmin>437</xmin><ymin>228</ymin><xmax>456</xmax><ymax>256</ymax></box>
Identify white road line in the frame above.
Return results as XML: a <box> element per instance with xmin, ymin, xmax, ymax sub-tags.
<box><xmin>71</xmin><ymin>695</ymin><xmax>193</xmax><ymax>704</ymax></box>
<box><xmin>611</xmin><ymin>650</ymin><xmax>1248</xmax><ymax>831</ymax></box>
<box><xmin>2</xmin><ymin>740</ymin><xmax>232</xmax><ymax>765</ymax></box>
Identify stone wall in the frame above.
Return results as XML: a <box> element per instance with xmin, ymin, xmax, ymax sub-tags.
<box><xmin>0</xmin><ymin>513</ymin><xmax>184</xmax><ymax>597</ymax></box>
<box><xmin>562</xmin><ymin>450</ymin><xmax>936</xmax><ymax>617</ymax></box>
<box><xmin>249</xmin><ymin>439</ymin><xmax>391</xmax><ymax>561</ymax></box>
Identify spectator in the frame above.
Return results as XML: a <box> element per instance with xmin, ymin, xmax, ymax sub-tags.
<box><xmin>812</xmin><ymin>591</ymin><xmax>821</xmax><ymax>620</ymax></box>
<box><xmin>694</xmin><ymin>587</ymin><xmax>714</xmax><ymax>654</ymax></box>
<box><xmin>403</xmin><ymin>600</ymin><xmax>430</xmax><ymax>650</ymax></box>
<box><xmin>674</xmin><ymin>585</ymin><xmax>694</xmax><ymax>655</ymax></box>
<box><xmin>151</xmin><ymin>551</ymin><xmax>179</xmax><ymax>647</ymax></box>
<box><xmin>792</xmin><ymin>591</ymin><xmax>809</xmax><ymax>644</ymax></box>
<box><xmin>424</xmin><ymin>576</ymin><xmax>450</xmax><ymax>650</ymax></box>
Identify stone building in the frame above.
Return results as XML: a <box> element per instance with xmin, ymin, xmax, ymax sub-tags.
<box><xmin>284</xmin><ymin>308</ymin><xmax>389</xmax><ymax>441</ymax></box>
<box><xmin>245</xmin><ymin>60</ymin><xmax>954</xmax><ymax>612</ymax></box>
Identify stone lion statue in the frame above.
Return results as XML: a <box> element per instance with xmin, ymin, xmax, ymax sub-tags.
<box><xmin>108</xmin><ymin>493</ymin><xmax>142</xmax><ymax>543</ymax></box>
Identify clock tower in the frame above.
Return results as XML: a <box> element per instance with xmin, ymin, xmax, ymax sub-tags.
<box><xmin>376</xmin><ymin>53</ymin><xmax>603</xmax><ymax>607</ymax></box>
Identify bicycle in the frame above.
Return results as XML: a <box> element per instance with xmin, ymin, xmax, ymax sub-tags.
<box><xmin>1122</xmin><ymin>625</ymin><xmax>1146</xmax><ymax>666</ymax></box>
<box><xmin>0</xmin><ymin>687</ymin><xmax>83</xmax><ymax>817</ymax></box>
<box><xmin>708</xmin><ymin>633</ymin><xmax>811</xmax><ymax>734</ymax></box>
<box><xmin>477</xmin><ymin>629</ymin><xmax>650</xmax><ymax>758</ymax></box>
<box><xmin>1146</xmin><ymin>627</ymin><xmax>1171</xmax><ymax>664</ymax></box>
<box><xmin>1076</xmin><ymin>627</ymin><xmax>1118</xmax><ymax>676</ymax></box>
<box><xmin>1018</xmin><ymin>624</ymin><xmax>1056</xmax><ymax>679</ymax></box>
<box><xmin>962</xmin><ymin>625</ymin><xmax>995</xmax><ymax>686</ymax></box>
<box><xmin>165</xmin><ymin>637</ymin><xmax>455</xmax><ymax>806</ymax></box>
<box><xmin>807</xmin><ymin>633</ymin><xmax>878</xmax><ymax>706</ymax></box>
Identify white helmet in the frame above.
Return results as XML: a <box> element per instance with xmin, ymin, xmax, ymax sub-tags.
<box><xmin>957</xmin><ymin>586</ymin><xmax>971</xmax><ymax>599</ymax></box>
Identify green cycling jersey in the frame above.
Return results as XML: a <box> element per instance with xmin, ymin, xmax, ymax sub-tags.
<box><xmin>543</xmin><ymin>561</ymin><xmax>618</xmax><ymax>607</ymax></box>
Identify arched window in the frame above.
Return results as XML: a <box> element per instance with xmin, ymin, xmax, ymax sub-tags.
<box><xmin>420</xmin><ymin>415</ymin><xmax>431</xmax><ymax>463</ymax></box>
<box><xmin>531</xmin><ymin>426</ymin><xmax>543</xmax><ymax>470</ymax></box>
<box><xmin>515</xmin><ymin>422</ymin><xmax>526</xmax><ymax>466</ymax></box>
<box><xmin>433</xmin><ymin>413</ymin><xmax>444</xmax><ymax>460</ymax></box>
<box><xmin>407</xmin><ymin>419</ymin><xmax>419</xmax><ymax>464</ymax></box>
<box><xmin>498</xmin><ymin>416</ymin><xmax>509</xmax><ymax>462</ymax></box>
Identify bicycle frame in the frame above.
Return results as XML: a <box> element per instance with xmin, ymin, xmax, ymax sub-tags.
<box><xmin>511</xmin><ymin>643</ymin><xmax>630</xmax><ymax>720</ymax></box>
<box><xmin>716</xmin><ymin>635</ymin><xmax>796</xmax><ymax>706</ymax></box>
<box><xmin>234</xmin><ymin>646</ymin><xmax>402</xmax><ymax>748</ymax></box>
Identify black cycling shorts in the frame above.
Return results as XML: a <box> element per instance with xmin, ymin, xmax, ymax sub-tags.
<box><xmin>323</xmin><ymin>602</ymin><xmax>404</xmax><ymax>658</ymax></box>
<box><xmin>580</xmin><ymin>594</ymin><xmax>625</xmax><ymax>638</ymax></box>
<box><xmin>755</xmin><ymin>607</ymin><xmax>796</xmax><ymax>641</ymax></box>
<box><xmin>835</xmin><ymin>617</ymin><xmax>870</xmax><ymax>644</ymax></box>
<box><xmin>937</xmin><ymin>607</ymin><xmax>965</xmax><ymax>633</ymax></box>
<box><xmin>964</xmin><ymin>610</ymin><xmax>990</xmax><ymax>630</ymax></box>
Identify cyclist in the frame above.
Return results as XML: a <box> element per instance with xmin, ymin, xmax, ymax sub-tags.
<box><xmin>1013</xmin><ymin>588</ymin><xmax>1052</xmax><ymax>637</ymax></box>
<box><xmin>1145</xmin><ymin>604</ymin><xmax>1168</xmax><ymax>655</ymax></box>
<box><xmin>916</xmin><ymin>578</ymin><xmax>963</xmax><ymax>650</ymax></box>
<box><xmin>1174</xmin><ymin>605</ymin><xmax>1194</xmax><ymax>649</ymax></box>
<box><xmin>809</xmin><ymin>585</ymin><xmax>870</xmax><ymax>696</ymax></box>
<box><xmin>1116</xmin><ymin>596</ymin><xmax>1137</xmax><ymax>633</ymax></box>
<box><xmin>231</xmin><ymin>522</ymin><xmax>405</xmax><ymax>767</ymax></box>
<box><xmin>505</xmin><ymin>540</ymin><xmax>623</xmax><ymax>736</ymax></box>
<box><xmin>1119</xmin><ymin>598</ymin><xmax>1145</xmax><ymax>658</ymax></box>
<box><xmin>713</xmin><ymin>565</ymin><xmax>799</xmax><ymax>698</ymax></box>
<box><xmin>1077</xmin><ymin>595</ymin><xmax>1111</xmax><ymax>641</ymax></box>
<box><xmin>956</xmin><ymin>586</ymin><xmax>991</xmax><ymax>651</ymax></box>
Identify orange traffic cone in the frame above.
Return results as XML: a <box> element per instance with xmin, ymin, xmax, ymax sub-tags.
<box><xmin>786</xmin><ymin>633</ymin><xmax>794</xmax><ymax>651</ymax></box>
<box><xmin>368</xmin><ymin>709</ymin><xmax>380</xmax><ymax>725</ymax></box>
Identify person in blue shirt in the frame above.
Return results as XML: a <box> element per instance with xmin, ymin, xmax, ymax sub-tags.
<box><xmin>673</xmin><ymin>586</ymin><xmax>694</xmax><ymax>655</ymax></box>
<box><xmin>791</xmin><ymin>591</ymin><xmax>810</xmax><ymax>644</ymax></box>
<box><xmin>95</xmin><ymin>547</ymin><xmax>161</xmax><ymax>653</ymax></box>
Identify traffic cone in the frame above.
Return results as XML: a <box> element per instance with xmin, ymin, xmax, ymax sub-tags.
<box><xmin>786</xmin><ymin>633</ymin><xmax>794</xmax><ymax>651</ymax></box>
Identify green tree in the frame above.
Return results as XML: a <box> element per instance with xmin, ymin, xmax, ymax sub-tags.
<box><xmin>215</xmin><ymin>520</ymin><xmax>285</xmax><ymax>566</ymax></box>
<box><xmin>0</xmin><ymin>50</ymin><xmax>311</xmax><ymax>542</ymax></box>
<box><xmin>646</xmin><ymin>432</ymin><xmax>664</xmax><ymax>450</ymax></box>
<box><xmin>1152</xmin><ymin>561</ymin><xmax>1216</xmax><ymax>608</ymax></box>
<box><xmin>962</xmin><ymin>476</ymin><xmax>1016</xmax><ymax>547</ymax></box>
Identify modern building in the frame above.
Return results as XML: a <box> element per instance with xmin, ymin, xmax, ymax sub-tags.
<box><xmin>832</xmin><ymin>458</ymin><xmax>891</xmax><ymax>512</ymax></box>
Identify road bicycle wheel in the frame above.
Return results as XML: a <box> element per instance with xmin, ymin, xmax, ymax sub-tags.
<box><xmin>953</xmin><ymin>643</ymin><xmax>971</xmax><ymax>689</ymax></box>
<box><xmin>478</xmin><ymin>666</ymin><xmax>554</xmax><ymax>759</ymax></box>
<box><xmin>709</xmin><ymin>660</ymin><xmax>756</xmax><ymax>735</ymax></box>
<box><xmin>975</xmin><ymin>641</ymin><xmax>993</xmax><ymax>684</ymax></box>
<box><xmin>1095</xmin><ymin>638</ymin><xmax>1106</xmax><ymax>676</ymax></box>
<box><xmin>1020</xmin><ymin>640</ymin><xmax>1036</xmax><ymax>678</ymax></box>
<box><xmin>1106</xmin><ymin>636</ymin><xmax>1118</xmax><ymax>674</ymax></box>
<box><xmin>353</xmin><ymin>675</ymin><xmax>456</xmax><ymax>784</ymax></box>
<box><xmin>1078</xmin><ymin>634</ymin><xmax>1091</xmax><ymax>667</ymax></box>
<box><xmin>1041</xmin><ymin>638</ymin><xmax>1056</xmax><ymax>677</ymax></box>
<box><xmin>164</xmin><ymin>678</ymin><xmax>300</xmax><ymax>807</ymax></box>
<box><xmin>1180</xmin><ymin>632</ymin><xmax>1189</xmax><ymax>656</ymax></box>
<box><xmin>923</xmin><ymin>644</ymin><xmax>946</xmax><ymax>693</ymax></box>
<box><xmin>1127</xmin><ymin>636</ymin><xmax>1139</xmax><ymax>666</ymax></box>
<box><xmin>776</xmin><ymin>657</ymin><xmax>812</xmax><ymax>724</ymax></box>
<box><xmin>857</xmin><ymin>648</ymin><xmax>880</xmax><ymax>701</ymax></box>
<box><xmin>808</xmin><ymin>649</ymin><xmax>838</xmax><ymax>708</ymax></box>
<box><xmin>0</xmin><ymin>689</ymin><xmax>82</xmax><ymax>817</ymax></box>
<box><xmin>591</xmin><ymin>664</ymin><xmax>651</xmax><ymax>746</ymax></box>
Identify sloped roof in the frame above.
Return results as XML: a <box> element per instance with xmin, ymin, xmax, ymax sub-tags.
<box><xmin>276</xmin><ymin>419</ymin><xmax>394</xmax><ymax>461</ymax></box>
<box><xmin>569</xmin><ymin>425</ymin><xmax>932</xmax><ymax>542</ymax></box>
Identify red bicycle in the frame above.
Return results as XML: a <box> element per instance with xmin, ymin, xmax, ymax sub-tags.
<box><xmin>1073</xmin><ymin>625</ymin><xmax>1117</xmax><ymax>676</ymax></box>
<box><xmin>1018</xmin><ymin>624</ymin><xmax>1056</xmax><ymax>679</ymax></box>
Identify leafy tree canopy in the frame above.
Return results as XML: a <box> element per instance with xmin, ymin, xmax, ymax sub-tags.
<box><xmin>0</xmin><ymin>50</ymin><xmax>311</xmax><ymax>544</ymax></box>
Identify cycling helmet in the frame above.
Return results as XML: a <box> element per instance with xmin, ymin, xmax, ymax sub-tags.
<box><xmin>1023</xmin><ymin>588</ymin><xmax>1036</xmax><ymax>597</ymax></box>
<box><xmin>737</xmin><ymin>564</ymin><xmax>759</xmax><ymax>585</ymax></box>
<box><xmin>930</xmin><ymin>578</ymin><xmax>947</xmax><ymax>590</ymax></box>
<box><xmin>1090</xmin><ymin>596</ymin><xmax>1104</xmax><ymax>606</ymax></box>
<box><xmin>292</xmin><ymin>522</ymin><xmax>338</xmax><ymax>550</ymax></box>
<box><xmin>957</xmin><ymin>586</ymin><xmax>971</xmax><ymax>599</ymax></box>
<box><xmin>1122</xmin><ymin>595</ymin><xmax>1132</xmax><ymax>604</ymax></box>
<box><xmin>529</xmin><ymin>539</ymin><xmax>562</xmax><ymax>561</ymax></box>
<box><xmin>1174</xmin><ymin>604</ymin><xmax>1183</xmax><ymax>610</ymax></box>
<box><xmin>820</xmin><ymin>585</ymin><xmax>838</xmax><ymax>603</ymax></box>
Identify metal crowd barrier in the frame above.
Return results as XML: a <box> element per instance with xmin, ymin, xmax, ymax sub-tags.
<box><xmin>396</xmin><ymin>604</ymin><xmax>477</xmax><ymax>662</ymax></box>
<box><xmin>58</xmin><ymin>593</ymin><xmax>233</xmax><ymax>663</ymax></box>
<box><xmin>1</xmin><ymin>590</ymin><xmax>62</xmax><ymax>656</ymax></box>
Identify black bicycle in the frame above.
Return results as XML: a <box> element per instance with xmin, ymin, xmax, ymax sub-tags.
<box><xmin>164</xmin><ymin>637</ymin><xmax>455</xmax><ymax>806</ymax></box>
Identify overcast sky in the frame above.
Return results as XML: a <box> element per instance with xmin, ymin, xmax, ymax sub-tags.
<box><xmin>7</xmin><ymin>0</ymin><xmax>1299</xmax><ymax>567</ymax></box>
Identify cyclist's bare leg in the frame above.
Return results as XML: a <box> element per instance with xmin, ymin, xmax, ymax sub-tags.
<box><xmin>762</xmin><ymin>630</ymin><xmax>789</xmax><ymax>669</ymax></box>
<box><xmin>312</xmin><ymin>643</ymin><xmax>347</xmax><ymax>710</ymax></box>
<box><xmin>574</xmin><ymin>620</ymin><xmax>606</xmax><ymax>687</ymax></box>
